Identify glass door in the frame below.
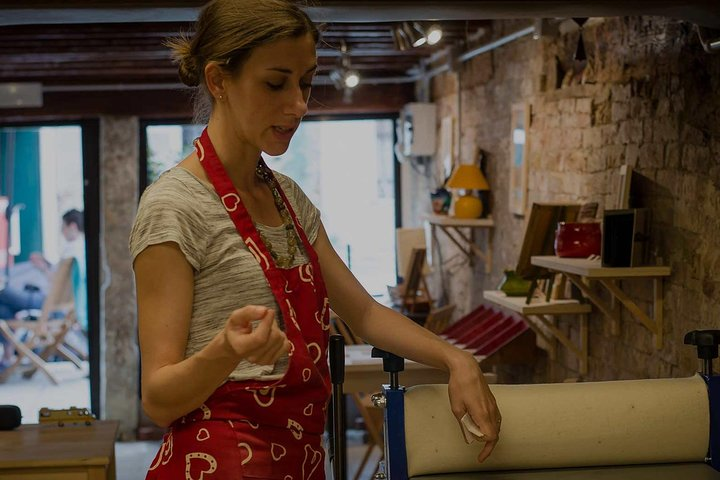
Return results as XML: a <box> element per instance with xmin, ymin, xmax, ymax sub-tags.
<box><xmin>0</xmin><ymin>125</ymin><xmax>90</xmax><ymax>423</ymax></box>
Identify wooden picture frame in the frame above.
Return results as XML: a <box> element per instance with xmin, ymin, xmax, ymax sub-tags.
<box><xmin>615</xmin><ymin>164</ymin><xmax>633</xmax><ymax>210</ymax></box>
<box><xmin>509</xmin><ymin>102</ymin><xmax>531</xmax><ymax>216</ymax></box>
<box><xmin>515</xmin><ymin>203</ymin><xmax>581</xmax><ymax>280</ymax></box>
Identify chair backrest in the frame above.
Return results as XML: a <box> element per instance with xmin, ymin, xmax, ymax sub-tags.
<box><xmin>424</xmin><ymin>304</ymin><xmax>456</xmax><ymax>334</ymax></box>
<box><xmin>38</xmin><ymin>257</ymin><xmax>77</xmax><ymax>323</ymax></box>
<box><xmin>402</xmin><ymin>248</ymin><xmax>426</xmax><ymax>296</ymax></box>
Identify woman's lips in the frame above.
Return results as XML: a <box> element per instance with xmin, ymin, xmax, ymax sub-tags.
<box><xmin>272</xmin><ymin>125</ymin><xmax>296</xmax><ymax>141</ymax></box>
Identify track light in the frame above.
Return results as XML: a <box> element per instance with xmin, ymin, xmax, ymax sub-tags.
<box><xmin>343</xmin><ymin>70</ymin><xmax>360</xmax><ymax>88</ymax></box>
<box><xmin>403</xmin><ymin>22</ymin><xmax>426</xmax><ymax>47</ymax></box>
<box><xmin>426</xmin><ymin>24</ymin><xmax>443</xmax><ymax>45</ymax></box>
<box><xmin>392</xmin><ymin>24</ymin><xmax>410</xmax><ymax>51</ymax></box>
<box><xmin>392</xmin><ymin>22</ymin><xmax>443</xmax><ymax>50</ymax></box>
<box><xmin>329</xmin><ymin>40</ymin><xmax>360</xmax><ymax>91</ymax></box>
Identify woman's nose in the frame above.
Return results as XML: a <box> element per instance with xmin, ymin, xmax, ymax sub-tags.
<box><xmin>287</xmin><ymin>86</ymin><xmax>309</xmax><ymax>118</ymax></box>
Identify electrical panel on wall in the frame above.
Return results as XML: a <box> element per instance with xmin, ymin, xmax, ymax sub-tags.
<box><xmin>398</xmin><ymin>102</ymin><xmax>437</xmax><ymax>157</ymax></box>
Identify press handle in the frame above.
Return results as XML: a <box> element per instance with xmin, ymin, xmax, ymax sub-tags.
<box><xmin>330</xmin><ymin>335</ymin><xmax>345</xmax><ymax>385</ymax></box>
<box><xmin>684</xmin><ymin>330</ymin><xmax>720</xmax><ymax>376</ymax></box>
<box><xmin>371</xmin><ymin>347</ymin><xmax>405</xmax><ymax>390</ymax></box>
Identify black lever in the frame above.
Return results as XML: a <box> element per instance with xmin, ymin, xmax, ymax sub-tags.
<box><xmin>684</xmin><ymin>330</ymin><xmax>720</xmax><ymax>376</ymax></box>
<box><xmin>329</xmin><ymin>335</ymin><xmax>346</xmax><ymax>480</ymax></box>
<box><xmin>371</xmin><ymin>347</ymin><xmax>405</xmax><ymax>390</ymax></box>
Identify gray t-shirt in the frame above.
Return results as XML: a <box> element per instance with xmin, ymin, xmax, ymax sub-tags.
<box><xmin>129</xmin><ymin>167</ymin><xmax>320</xmax><ymax>381</ymax></box>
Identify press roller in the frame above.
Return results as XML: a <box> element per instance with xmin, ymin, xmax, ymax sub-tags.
<box><xmin>366</xmin><ymin>330</ymin><xmax>720</xmax><ymax>480</ymax></box>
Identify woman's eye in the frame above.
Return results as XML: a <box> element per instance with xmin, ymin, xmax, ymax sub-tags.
<box><xmin>300</xmin><ymin>82</ymin><xmax>313</xmax><ymax>90</ymax></box>
<box><xmin>267</xmin><ymin>82</ymin><xmax>284</xmax><ymax>91</ymax></box>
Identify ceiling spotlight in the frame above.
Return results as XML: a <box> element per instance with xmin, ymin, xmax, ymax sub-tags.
<box><xmin>330</xmin><ymin>68</ymin><xmax>360</xmax><ymax>90</ymax></box>
<box><xmin>411</xmin><ymin>22</ymin><xmax>427</xmax><ymax>47</ymax></box>
<box><xmin>426</xmin><ymin>24</ymin><xmax>443</xmax><ymax>45</ymax></box>
<box><xmin>329</xmin><ymin>40</ymin><xmax>360</xmax><ymax>90</ymax></box>
<box><xmin>343</xmin><ymin>70</ymin><xmax>360</xmax><ymax>89</ymax></box>
<box><xmin>400</xmin><ymin>22</ymin><xmax>425</xmax><ymax>48</ymax></box>
<box><xmin>392</xmin><ymin>24</ymin><xmax>410</xmax><ymax>51</ymax></box>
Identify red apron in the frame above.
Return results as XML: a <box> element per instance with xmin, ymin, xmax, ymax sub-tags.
<box><xmin>146</xmin><ymin>129</ymin><xmax>331</xmax><ymax>480</ymax></box>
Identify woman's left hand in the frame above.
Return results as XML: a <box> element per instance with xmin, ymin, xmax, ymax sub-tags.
<box><xmin>446</xmin><ymin>350</ymin><xmax>501</xmax><ymax>463</ymax></box>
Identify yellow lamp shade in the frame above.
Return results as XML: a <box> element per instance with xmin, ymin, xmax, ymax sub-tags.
<box><xmin>446</xmin><ymin>163</ymin><xmax>489</xmax><ymax>219</ymax></box>
<box><xmin>446</xmin><ymin>164</ymin><xmax>489</xmax><ymax>190</ymax></box>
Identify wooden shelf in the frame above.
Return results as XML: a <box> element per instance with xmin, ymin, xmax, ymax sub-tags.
<box><xmin>531</xmin><ymin>256</ymin><xmax>671</xmax><ymax>278</ymax></box>
<box><xmin>483</xmin><ymin>290</ymin><xmax>591</xmax><ymax>316</ymax></box>
<box><xmin>531</xmin><ymin>255</ymin><xmax>671</xmax><ymax>349</ymax></box>
<box><xmin>483</xmin><ymin>290</ymin><xmax>590</xmax><ymax>375</ymax></box>
<box><xmin>424</xmin><ymin>214</ymin><xmax>494</xmax><ymax>273</ymax></box>
<box><xmin>425</xmin><ymin>214</ymin><xmax>495</xmax><ymax>228</ymax></box>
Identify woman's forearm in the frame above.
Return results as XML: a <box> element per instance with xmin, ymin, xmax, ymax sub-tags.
<box><xmin>142</xmin><ymin>332</ymin><xmax>241</xmax><ymax>427</ymax></box>
<box><xmin>350</xmin><ymin>301</ymin><xmax>471</xmax><ymax>373</ymax></box>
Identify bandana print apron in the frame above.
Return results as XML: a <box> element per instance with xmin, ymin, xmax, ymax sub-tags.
<box><xmin>145</xmin><ymin>128</ymin><xmax>331</xmax><ymax>480</ymax></box>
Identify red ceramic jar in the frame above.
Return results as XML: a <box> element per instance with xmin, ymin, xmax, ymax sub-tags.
<box><xmin>554</xmin><ymin>222</ymin><xmax>602</xmax><ymax>258</ymax></box>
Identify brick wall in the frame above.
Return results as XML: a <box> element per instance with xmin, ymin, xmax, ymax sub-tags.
<box><xmin>430</xmin><ymin>17</ymin><xmax>720</xmax><ymax>381</ymax></box>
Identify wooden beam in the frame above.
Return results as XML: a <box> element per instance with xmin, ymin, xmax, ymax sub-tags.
<box><xmin>0</xmin><ymin>82</ymin><xmax>412</xmax><ymax>123</ymax></box>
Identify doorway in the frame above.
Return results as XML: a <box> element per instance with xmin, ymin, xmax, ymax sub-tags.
<box><xmin>0</xmin><ymin>124</ymin><xmax>96</xmax><ymax>423</ymax></box>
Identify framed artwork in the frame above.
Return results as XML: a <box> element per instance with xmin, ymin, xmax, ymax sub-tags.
<box><xmin>509</xmin><ymin>102</ymin><xmax>531</xmax><ymax>216</ymax></box>
<box><xmin>615</xmin><ymin>164</ymin><xmax>633</xmax><ymax>209</ymax></box>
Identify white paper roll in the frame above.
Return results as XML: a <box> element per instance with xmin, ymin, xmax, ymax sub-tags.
<box><xmin>404</xmin><ymin>375</ymin><xmax>709</xmax><ymax>476</ymax></box>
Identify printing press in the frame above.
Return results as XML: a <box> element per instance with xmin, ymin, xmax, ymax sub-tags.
<box><xmin>329</xmin><ymin>330</ymin><xmax>720</xmax><ymax>480</ymax></box>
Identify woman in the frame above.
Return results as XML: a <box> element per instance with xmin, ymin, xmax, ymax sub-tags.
<box><xmin>129</xmin><ymin>0</ymin><xmax>500</xmax><ymax>478</ymax></box>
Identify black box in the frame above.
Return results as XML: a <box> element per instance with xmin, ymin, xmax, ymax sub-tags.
<box><xmin>601</xmin><ymin>208</ymin><xmax>650</xmax><ymax>268</ymax></box>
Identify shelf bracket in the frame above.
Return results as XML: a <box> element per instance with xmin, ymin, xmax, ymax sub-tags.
<box><xmin>564</xmin><ymin>273</ymin><xmax>620</xmax><ymax>336</ymax></box>
<box><xmin>565</xmin><ymin>273</ymin><xmax>664</xmax><ymax>349</ymax></box>
<box><xmin>524</xmin><ymin>313</ymin><xmax>588</xmax><ymax>376</ymax></box>
<box><xmin>433</xmin><ymin>224</ymin><xmax>492</xmax><ymax>273</ymax></box>
<box><xmin>600</xmin><ymin>278</ymin><xmax>663</xmax><ymax>349</ymax></box>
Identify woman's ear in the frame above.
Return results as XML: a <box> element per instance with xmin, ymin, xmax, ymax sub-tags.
<box><xmin>204</xmin><ymin>62</ymin><xmax>225</xmax><ymax>100</ymax></box>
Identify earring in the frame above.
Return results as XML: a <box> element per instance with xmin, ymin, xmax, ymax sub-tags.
<box><xmin>218</xmin><ymin>95</ymin><xmax>223</xmax><ymax>100</ymax></box>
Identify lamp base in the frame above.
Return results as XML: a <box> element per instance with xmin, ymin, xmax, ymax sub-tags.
<box><xmin>453</xmin><ymin>194</ymin><xmax>483</xmax><ymax>219</ymax></box>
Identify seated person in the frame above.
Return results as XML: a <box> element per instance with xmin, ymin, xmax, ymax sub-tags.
<box><xmin>0</xmin><ymin>209</ymin><xmax>87</xmax><ymax>366</ymax></box>
<box><xmin>0</xmin><ymin>259</ymin><xmax>49</xmax><ymax>365</ymax></box>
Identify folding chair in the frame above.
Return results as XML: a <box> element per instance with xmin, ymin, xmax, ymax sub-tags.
<box><xmin>388</xmin><ymin>247</ymin><xmax>432</xmax><ymax>315</ymax></box>
<box><xmin>0</xmin><ymin>258</ymin><xmax>83</xmax><ymax>385</ymax></box>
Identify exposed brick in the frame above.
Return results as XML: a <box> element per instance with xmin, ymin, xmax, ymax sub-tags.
<box><xmin>576</xmin><ymin>98</ymin><xmax>592</xmax><ymax>114</ymax></box>
<box><xmin>431</xmin><ymin>16</ymin><xmax>720</xmax><ymax>385</ymax></box>
<box><xmin>611</xmin><ymin>101</ymin><xmax>630</xmax><ymax>123</ymax></box>
<box><xmin>582</xmin><ymin>128</ymin><xmax>603</xmax><ymax>149</ymax></box>
<box><xmin>611</xmin><ymin>83</ymin><xmax>632</xmax><ymax>102</ymax></box>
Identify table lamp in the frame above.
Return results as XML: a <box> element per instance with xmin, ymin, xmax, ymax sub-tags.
<box><xmin>445</xmin><ymin>163</ymin><xmax>489</xmax><ymax>218</ymax></box>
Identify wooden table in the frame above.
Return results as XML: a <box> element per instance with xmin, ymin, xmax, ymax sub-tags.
<box><xmin>0</xmin><ymin>420</ymin><xmax>118</xmax><ymax>479</ymax></box>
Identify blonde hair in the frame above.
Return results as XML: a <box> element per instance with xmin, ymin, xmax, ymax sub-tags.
<box><xmin>165</xmin><ymin>0</ymin><xmax>319</xmax><ymax>122</ymax></box>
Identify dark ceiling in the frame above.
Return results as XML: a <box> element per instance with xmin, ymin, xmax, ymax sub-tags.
<box><xmin>0</xmin><ymin>1</ymin><xmax>718</xmax><ymax>121</ymax></box>
<box><xmin>0</xmin><ymin>20</ymin><xmax>489</xmax><ymax>88</ymax></box>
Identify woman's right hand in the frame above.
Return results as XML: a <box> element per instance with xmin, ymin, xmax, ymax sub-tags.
<box><xmin>223</xmin><ymin>305</ymin><xmax>290</xmax><ymax>365</ymax></box>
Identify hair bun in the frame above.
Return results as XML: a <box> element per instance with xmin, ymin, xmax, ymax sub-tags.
<box><xmin>178</xmin><ymin>57</ymin><xmax>200</xmax><ymax>87</ymax></box>
<box><xmin>165</xmin><ymin>33</ymin><xmax>200</xmax><ymax>87</ymax></box>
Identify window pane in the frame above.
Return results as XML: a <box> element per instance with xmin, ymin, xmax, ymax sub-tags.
<box><xmin>146</xmin><ymin>124</ymin><xmax>203</xmax><ymax>183</ymax></box>
<box><xmin>265</xmin><ymin>119</ymin><xmax>396</xmax><ymax>296</ymax></box>
<box><xmin>145</xmin><ymin>119</ymin><xmax>397</xmax><ymax>296</ymax></box>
